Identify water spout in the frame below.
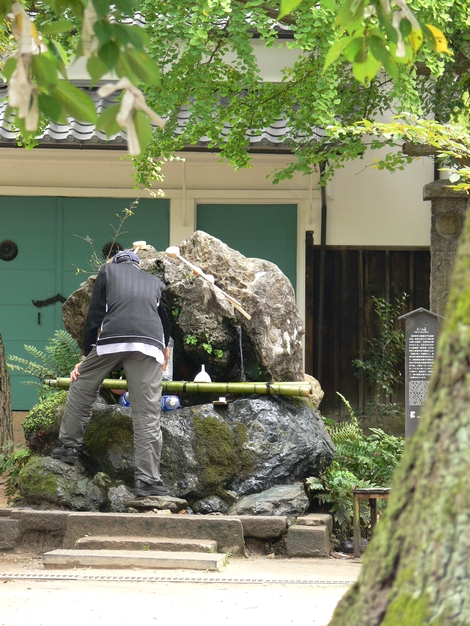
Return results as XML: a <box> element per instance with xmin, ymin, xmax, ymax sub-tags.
<box><xmin>236</xmin><ymin>325</ymin><xmax>246</xmax><ymax>382</ymax></box>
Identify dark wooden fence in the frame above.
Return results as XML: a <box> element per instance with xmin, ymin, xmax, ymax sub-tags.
<box><xmin>305</xmin><ymin>233</ymin><xmax>430</xmax><ymax>417</ymax></box>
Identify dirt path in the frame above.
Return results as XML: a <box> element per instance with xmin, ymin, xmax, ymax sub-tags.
<box><xmin>0</xmin><ymin>475</ymin><xmax>361</xmax><ymax>626</ymax></box>
<box><xmin>0</xmin><ymin>553</ymin><xmax>360</xmax><ymax>626</ymax></box>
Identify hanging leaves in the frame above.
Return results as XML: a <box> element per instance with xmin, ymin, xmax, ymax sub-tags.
<box><xmin>0</xmin><ymin>0</ymin><xmax>164</xmax><ymax>154</ymax></box>
<box><xmin>281</xmin><ymin>0</ymin><xmax>453</xmax><ymax>84</ymax></box>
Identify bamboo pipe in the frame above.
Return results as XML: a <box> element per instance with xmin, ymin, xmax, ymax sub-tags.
<box><xmin>165</xmin><ymin>246</ymin><xmax>251</xmax><ymax>320</ymax></box>
<box><xmin>45</xmin><ymin>378</ymin><xmax>313</xmax><ymax>397</ymax></box>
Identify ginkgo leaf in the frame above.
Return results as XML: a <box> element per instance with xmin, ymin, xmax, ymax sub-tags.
<box><xmin>424</xmin><ymin>24</ymin><xmax>452</xmax><ymax>54</ymax></box>
<box><xmin>408</xmin><ymin>28</ymin><xmax>424</xmax><ymax>54</ymax></box>
<box><xmin>278</xmin><ymin>0</ymin><xmax>303</xmax><ymax>19</ymax></box>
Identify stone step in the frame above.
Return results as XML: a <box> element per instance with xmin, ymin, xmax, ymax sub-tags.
<box><xmin>62</xmin><ymin>512</ymin><xmax>245</xmax><ymax>555</ymax></box>
<box><xmin>75</xmin><ymin>535</ymin><xmax>218</xmax><ymax>553</ymax></box>
<box><xmin>42</xmin><ymin>549</ymin><xmax>227</xmax><ymax>571</ymax></box>
<box><xmin>0</xmin><ymin>518</ymin><xmax>20</xmax><ymax>551</ymax></box>
<box><xmin>286</xmin><ymin>524</ymin><xmax>331</xmax><ymax>558</ymax></box>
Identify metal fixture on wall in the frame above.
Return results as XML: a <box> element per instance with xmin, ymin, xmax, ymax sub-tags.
<box><xmin>0</xmin><ymin>239</ymin><xmax>18</xmax><ymax>261</ymax></box>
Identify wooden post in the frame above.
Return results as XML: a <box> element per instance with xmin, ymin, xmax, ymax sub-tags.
<box><xmin>353</xmin><ymin>493</ymin><xmax>361</xmax><ymax>558</ymax></box>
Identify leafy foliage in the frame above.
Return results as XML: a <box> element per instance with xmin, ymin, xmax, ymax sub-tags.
<box><xmin>7</xmin><ymin>330</ymin><xmax>80</xmax><ymax>399</ymax></box>
<box><xmin>307</xmin><ymin>394</ymin><xmax>405</xmax><ymax>543</ymax></box>
<box><xmin>132</xmin><ymin>0</ymin><xmax>469</xmax><ymax>186</ymax></box>
<box><xmin>0</xmin><ymin>0</ymin><xmax>162</xmax><ymax>154</ymax></box>
<box><xmin>0</xmin><ymin>440</ymin><xmax>32</xmax><ymax>501</ymax></box>
<box><xmin>331</xmin><ymin>95</ymin><xmax>470</xmax><ymax>191</ymax></box>
<box><xmin>284</xmin><ymin>0</ymin><xmax>451</xmax><ymax>84</ymax></box>
<box><xmin>353</xmin><ymin>294</ymin><xmax>408</xmax><ymax>419</ymax></box>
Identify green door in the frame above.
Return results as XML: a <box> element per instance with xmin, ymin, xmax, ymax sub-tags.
<box><xmin>0</xmin><ymin>196</ymin><xmax>169</xmax><ymax>410</ymax></box>
<box><xmin>196</xmin><ymin>204</ymin><xmax>297</xmax><ymax>289</ymax></box>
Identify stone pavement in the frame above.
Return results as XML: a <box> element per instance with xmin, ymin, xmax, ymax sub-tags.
<box><xmin>0</xmin><ymin>553</ymin><xmax>362</xmax><ymax>626</ymax></box>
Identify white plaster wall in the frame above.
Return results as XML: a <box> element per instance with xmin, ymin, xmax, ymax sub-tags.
<box><xmin>325</xmin><ymin>150</ymin><xmax>433</xmax><ymax>247</ymax></box>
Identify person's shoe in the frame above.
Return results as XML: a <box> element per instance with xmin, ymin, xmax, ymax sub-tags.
<box><xmin>51</xmin><ymin>445</ymin><xmax>79</xmax><ymax>465</ymax></box>
<box><xmin>133</xmin><ymin>479</ymin><xmax>168</xmax><ymax>497</ymax></box>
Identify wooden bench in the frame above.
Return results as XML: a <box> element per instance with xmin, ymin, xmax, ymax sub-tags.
<box><xmin>352</xmin><ymin>487</ymin><xmax>390</xmax><ymax>558</ymax></box>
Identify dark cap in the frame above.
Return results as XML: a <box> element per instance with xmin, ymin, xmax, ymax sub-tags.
<box><xmin>112</xmin><ymin>250</ymin><xmax>140</xmax><ymax>264</ymax></box>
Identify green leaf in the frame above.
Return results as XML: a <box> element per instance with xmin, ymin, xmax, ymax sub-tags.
<box><xmin>399</xmin><ymin>18</ymin><xmax>412</xmax><ymax>39</ymax></box>
<box><xmin>133</xmin><ymin>109</ymin><xmax>153</xmax><ymax>152</ymax></box>
<box><xmin>99</xmin><ymin>40</ymin><xmax>120</xmax><ymax>69</ymax></box>
<box><xmin>2</xmin><ymin>57</ymin><xmax>17</xmax><ymax>81</ymax></box>
<box><xmin>124</xmin><ymin>48</ymin><xmax>160</xmax><ymax>86</ymax></box>
<box><xmin>115</xmin><ymin>53</ymin><xmax>140</xmax><ymax>84</ymax></box>
<box><xmin>51</xmin><ymin>81</ymin><xmax>98</xmax><ymax>123</ymax></box>
<box><xmin>369</xmin><ymin>36</ymin><xmax>398</xmax><ymax>79</ymax></box>
<box><xmin>113</xmin><ymin>0</ymin><xmax>137</xmax><ymax>16</ymax></box>
<box><xmin>87</xmin><ymin>55</ymin><xmax>109</xmax><ymax>84</ymax></box>
<box><xmin>40</xmin><ymin>20</ymin><xmax>75</xmax><ymax>36</ymax></box>
<box><xmin>323</xmin><ymin>35</ymin><xmax>353</xmax><ymax>71</ymax></box>
<box><xmin>0</xmin><ymin>0</ymin><xmax>12</xmax><ymax>20</ymax></box>
<box><xmin>47</xmin><ymin>39</ymin><xmax>69</xmax><ymax>66</ymax></box>
<box><xmin>93</xmin><ymin>18</ymin><xmax>114</xmax><ymax>45</ymax></box>
<box><xmin>319</xmin><ymin>0</ymin><xmax>338</xmax><ymax>10</ymax></box>
<box><xmin>113</xmin><ymin>24</ymin><xmax>149</xmax><ymax>51</ymax></box>
<box><xmin>31</xmin><ymin>54</ymin><xmax>59</xmax><ymax>91</ymax></box>
<box><xmin>278</xmin><ymin>0</ymin><xmax>303</xmax><ymax>20</ymax></box>
<box><xmin>335</xmin><ymin>0</ymin><xmax>365</xmax><ymax>33</ymax></box>
<box><xmin>92</xmin><ymin>0</ymin><xmax>110</xmax><ymax>18</ymax></box>
<box><xmin>352</xmin><ymin>53</ymin><xmax>381</xmax><ymax>84</ymax></box>
<box><xmin>96</xmin><ymin>103</ymin><xmax>122</xmax><ymax>137</ymax></box>
<box><xmin>38</xmin><ymin>93</ymin><xmax>67</xmax><ymax>123</ymax></box>
<box><xmin>343</xmin><ymin>37</ymin><xmax>365</xmax><ymax>63</ymax></box>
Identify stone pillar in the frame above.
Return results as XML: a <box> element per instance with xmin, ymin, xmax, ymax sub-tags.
<box><xmin>423</xmin><ymin>179</ymin><xmax>469</xmax><ymax>318</ymax></box>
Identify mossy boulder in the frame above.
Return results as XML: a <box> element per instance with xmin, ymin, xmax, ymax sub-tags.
<box><xmin>17</xmin><ymin>456</ymin><xmax>106</xmax><ymax>511</ymax></box>
<box><xmin>23</xmin><ymin>391</ymin><xmax>68</xmax><ymax>454</ymax></box>
<box><xmin>20</xmin><ymin>396</ymin><xmax>334</xmax><ymax>510</ymax></box>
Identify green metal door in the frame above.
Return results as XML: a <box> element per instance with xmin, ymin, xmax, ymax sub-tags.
<box><xmin>196</xmin><ymin>204</ymin><xmax>297</xmax><ymax>290</ymax></box>
<box><xmin>0</xmin><ymin>196</ymin><xmax>169</xmax><ymax>410</ymax></box>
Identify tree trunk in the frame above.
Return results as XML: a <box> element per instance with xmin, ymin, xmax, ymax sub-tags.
<box><xmin>329</xmin><ymin>212</ymin><xmax>470</xmax><ymax>624</ymax></box>
<box><xmin>0</xmin><ymin>334</ymin><xmax>13</xmax><ymax>448</ymax></box>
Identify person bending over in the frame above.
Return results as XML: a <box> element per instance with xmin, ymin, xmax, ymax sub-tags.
<box><xmin>52</xmin><ymin>249</ymin><xmax>171</xmax><ymax>497</ymax></box>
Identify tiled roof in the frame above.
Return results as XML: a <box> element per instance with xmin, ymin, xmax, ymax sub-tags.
<box><xmin>0</xmin><ymin>85</ymin><xmax>315</xmax><ymax>151</ymax></box>
<box><xmin>0</xmin><ymin>85</ymin><xmax>127</xmax><ymax>148</ymax></box>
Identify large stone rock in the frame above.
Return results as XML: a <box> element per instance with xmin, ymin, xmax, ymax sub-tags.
<box><xmin>61</xmin><ymin>232</ymin><xmax>308</xmax><ymax>384</ymax></box>
<box><xmin>20</xmin><ymin>395</ymin><xmax>334</xmax><ymax>509</ymax></box>
<box><xmin>228</xmin><ymin>483</ymin><xmax>310</xmax><ymax>517</ymax></box>
<box><xmin>17</xmin><ymin>456</ymin><xmax>107</xmax><ymax>512</ymax></box>
<box><xmin>174</xmin><ymin>230</ymin><xmax>305</xmax><ymax>382</ymax></box>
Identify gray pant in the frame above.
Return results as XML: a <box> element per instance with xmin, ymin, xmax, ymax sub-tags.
<box><xmin>59</xmin><ymin>348</ymin><xmax>163</xmax><ymax>485</ymax></box>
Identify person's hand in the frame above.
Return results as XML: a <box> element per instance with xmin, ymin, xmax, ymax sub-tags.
<box><xmin>70</xmin><ymin>357</ymin><xmax>85</xmax><ymax>382</ymax></box>
<box><xmin>163</xmin><ymin>346</ymin><xmax>170</xmax><ymax>371</ymax></box>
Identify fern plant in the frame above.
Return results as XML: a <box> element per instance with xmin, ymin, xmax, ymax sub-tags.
<box><xmin>7</xmin><ymin>330</ymin><xmax>81</xmax><ymax>399</ymax></box>
<box><xmin>306</xmin><ymin>392</ymin><xmax>405</xmax><ymax>545</ymax></box>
